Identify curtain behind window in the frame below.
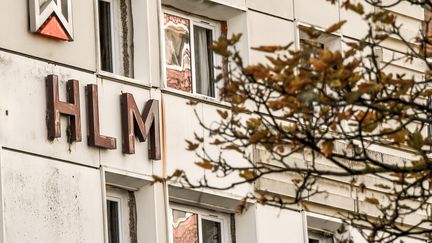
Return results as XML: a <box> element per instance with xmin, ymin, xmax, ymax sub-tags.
<box><xmin>194</xmin><ymin>26</ymin><xmax>214</xmax><ymax>97</ymax></box>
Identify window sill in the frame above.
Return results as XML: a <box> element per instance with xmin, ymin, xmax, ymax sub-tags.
<box><xmin>161</xmin><ymin>87</ymin><xmax>231</xmax><ymax>108</ymax></box>
<box><xmin>96</xmin><ymin>70</ymin><xmax>152</xmax><ymax>90</ymax></box>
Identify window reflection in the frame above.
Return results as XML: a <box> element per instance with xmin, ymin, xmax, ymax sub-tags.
<box><xmin>201</xmin><ymin>219</ymin><xmax>221</xmax><ymax>243</ymax></box>
<box><xmin>164</xmin><ymin>14</ymin><xmax>192</xmax><ymax>93</ymax></box>
<box><xmin>172</xmin><ymin>209</ymin><xmax>198</xmax><ymax>243</ymax></box>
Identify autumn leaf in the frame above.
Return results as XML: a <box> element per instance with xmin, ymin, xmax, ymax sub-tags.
<box><xmin>374</xmin><ymin>184</ymin><xmax>391</xmax><ymax>190</ymax></box>
<box><xmin>171</xmin><ymin>169</ymin><xmax>183</xmax><ymax>178</ymax></box>
<box><xmin>325</xmin><ymin>20</ymin><xmax>347</xmax><ymax>33</ymax></box>
<box><xmin>365</xmin><ymin>197</ymin><xmax>380</xmax><ymax>205</ymax></box>
<box><xmin>194</xmin><ymin>132</ymin><xmax>204</xmax><ymax>143</ymax></box>
<box><xmin>342</xmin><ymin>2</ymin><xmax>364</xmax><ymax>15</ymax></box>
<box><xmin>407</xmin><ymin>131</ymin><xmax>424</xmax><ymax>150</ymax></box>
<box><xmin>240</xmin><ymin>169</ymin><xmax>257</xmax><ymax>181</ymax></box>
<box><xmin>321</xmin><ymin>140</ymin><xmax>334</xmax><ymax>157</ymax></box>
<box><xmin>186</xmin><ymin>140</ymin><xmax>200</xmax><ymax>151</ymax></box>
<box><xmin>388</xmin><ymin>129</ymin><xmax>409</xmax><ymax>143</ymax></box>
<box><xmin>152</xmin><ymin>175</ymin><xmax>165</xmax><ymax>184</ymax></box>
<box><xmin>224</xmin><ymin>144</ymin><xmax>242</xmax><ymax>153</ymax></box>
<box><xmin>251</xmin><ymin>44</ymin><xmax>291</xmax><ymax>53</ymax></box>
<box><xmin>186</xmin><ymin>99</ymin><xmax>199</xmax><ymax>106</ymax></box>
<box><xmin>211</xmin><ymin>139</ymin><xmax>224</xmax><ymax>145</ymax></box>
<box><xmin>195</xmin><ymin>160</ymin><xmax>215</xmax><ymax>170</ymax></box>
<box><xmin>217</xmin><ymin>109</ymin><xmax>229</xmax><ymax>119</ymax></box>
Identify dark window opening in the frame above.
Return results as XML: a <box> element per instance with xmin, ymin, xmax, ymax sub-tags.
<box><xmin>107</xmin><ymin>200</ymin><xmax>120</xmax><ymax>243</ymax></box>
<box><xmin>99</xmin><ymin>0</ymin><xmax>113</xmax><ymax>73</ymax></box>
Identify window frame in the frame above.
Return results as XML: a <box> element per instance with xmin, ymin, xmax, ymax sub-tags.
<box><xmin>307</xmin><ymin>228</ymin><xmax>335</xmax><ymax>243</ymax></box>
<box><xmin>294</xmin><ymin>21</ymin><xmax>343</xmax><ymax>52</ymax></box>
<box><xmin>161</xmin><ymin>8</ymin><xmax>222</xmax><ymax>99</ymax></box>
<box><xmin>98</xmin><ymin>0</ymin><xmax>119</xmax><ymax>74</ymax></box>
<box><xmin>106</xmin><ymin>187</ymin><xmax>132</xmax><ymax>243</ymax></box>
<box><xmin>168</xmin><ymin>203</ymin><xmax>231</xmax><ymax>243</ymax></box>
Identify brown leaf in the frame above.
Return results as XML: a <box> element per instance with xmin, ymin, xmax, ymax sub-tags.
<box><xmin>321</xmin><ymin>140</ymin><xmax>334</xmax><ymax>157</ymax></box>
<box><xmin>195</xmin><ymin>160</ymin><xmax>214</xmax><ymax>170</ymax></box>
<box><xmin>365</xmin><ymin>197</ymin><xmax>380</xmax><ymax>205</ymax></box>
<box><xmin>217</xmin><ymin>109</ymin><xmax>229</xmax><ymax>119</ymax></box>
<box><xmin>240</xmin><ymin>170</ymin><xmax>257</xmax><ymax>181</ymax></box>
<box><xmin>324</xmin><ymin>20</ymin><xmax>347</xmax><ymax>33</ymax></box>
<box><xmin>186</xmin><ymin>140</ymin><xmax>200</xmax><ymax>151</ymax></box>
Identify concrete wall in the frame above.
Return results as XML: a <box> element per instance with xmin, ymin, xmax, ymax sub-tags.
<box><xmin>0</xmin><ymin>0</ymin><xmax>427</xmax><ymax>242</ymax></box>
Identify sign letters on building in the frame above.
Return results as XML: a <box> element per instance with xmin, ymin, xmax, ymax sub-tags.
<box><xmin>46</xmin><ymin>75</ymin><xmax>161</xmax><ymax>160</ymax></box>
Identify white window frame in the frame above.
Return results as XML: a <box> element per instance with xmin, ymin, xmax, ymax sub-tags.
<box><xmin>106</xmin><ymin>187</ymin><xmax>131</xmax><ymax>243</ymax></box>
<box><xmin>168</xmin><ymin>203</ymin><xmax>231</xmax><ymax>243</ymax></box>
<box><xmin>161</xmin><ymin>8</ymin><xmax>222</xmax><ymax>98</ymax></box>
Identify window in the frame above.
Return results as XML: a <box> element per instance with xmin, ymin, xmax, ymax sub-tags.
<box><xmin>98</xmin><ymin>0</ymin><xmax>134</xmax><ymax>78</ymax></box>
<box><xmin>163</xmin><ymin>10</ymin><xmax>219</xmax><ymax>97</ymax></box>
<box><xmin>170</xmin><ymin>204</ymin><xmax>231</xmax><ymax>243</ymax></box>
<box><xmin>106</xmin><ymin>187</ymin><xmax>134</xmax><ymax>243</ymax></box>
<box><xmin>297</xmin><ymin>25</ymin><xmax>341</xmax><ymax>53</ymax></box>
<box><xmin>308</xmin><ymin>229</ymin><xmax>335</xmax><ymax>243</ymax></box>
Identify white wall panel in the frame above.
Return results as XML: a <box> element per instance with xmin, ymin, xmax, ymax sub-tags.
<box><xmin>1</xmin><ymin>149</ymin><xmax>104</xmax><ymax>243</ymax></box>
<box><xmin>256</xmin><ymin>205</ymin><xmax>305</xmax><ymax>243</ymax></box>
<box><xmin>201</xmin><ymin>103</ymin><xmax>253</xmax><ymax>197</ymax></box>
<box><xmin>246</xmin><ymin>0</ymin><xmax>294</xmax><ymax>20</ymax></box>
<box><xmin>0</xmin><ymin>0</ymin><xmax>96</xmax><ymax>71</ymax></box>
<box><xmin>247</xmin><ymin>11</ymin><xmax>295</xmax><ymax>64</ymax></box>
<box><xmin>0</xmin><ymin>50</ymin><xmax>99</xmax><ymax>168</ymax></box>
<box><xmin>294</xmin><ymin>0</ymin><xmax>339</xmax><ymax>28</ymax></box>
<box><xmin>341</xmin><ymin>0</ymin><xmax>375</xmax><ymax>39</ymax></box>
<box><xmin>163</xmin><ymin>93</ymin><xmax>205</xmax><ymax>183</ymax></box>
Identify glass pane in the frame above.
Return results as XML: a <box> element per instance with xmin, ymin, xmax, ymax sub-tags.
<box><xmin>194</xmin><ymin>26</ymin><xmax>214</xmax><ymax>97</ymax></box>
<box><xmin>61</xmin><ymin>0</ymin><xmax>68</xmax><ymax>20</ymax></box>
<box><xmin>164</xmin><ymin>14</ymin><xmax>192</xmax><ymax>93</ymax></box>
<box><xmin>107</xmin><ymin>200</ymin><xmax>120</xmax><ymax>243</ymax></box>
<box><xmin>172</xmin><ymin>209</ymin><xmax>198</xmax><ymax>243</ymax></box>
<box><xmin>99</xmin><ymin>0</ymin><xmax>113</xmax><ymax>72</ymax></box>
<box><xmin>201</xmin><ymin>219</ymin><xmax>221</xmax><ymax>243</ymax></box>
<box><xmin>39</xmin><ymin>0</ymin><xmax>51</xmax><ymax>12</ymax></box>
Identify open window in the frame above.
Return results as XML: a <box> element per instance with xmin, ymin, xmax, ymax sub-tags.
<box><xmin>98</xmin><ymin>0</ymin><xmax>134</xmax><ymax>78</ymax></box>
<box><xmin>106</xmin><ymin>186</ymin><xmax>133</xmax><ymax>243</ymax></box>
<box><xmin>297</xmin><ymin>24</ymin><xmax>342</xmax><ymax>53</ymax></box>
<box><xmin>169</xmin><ymin>204</ymin><xmax>231</xmax><ymax>243</ymax></box>
<box><xmin>163</xmin><ymin>9</ymin><xmax>220</xmax><ymax>98</ymax></box>
<box><xmin>308</xmin><ymin>229</ymin><xmax>335</xmax><ymax>243</ymax></box>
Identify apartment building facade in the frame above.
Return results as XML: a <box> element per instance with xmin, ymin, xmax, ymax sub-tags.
<box><xmin>0</xmin><ymin>0</ymin><xmax>427</xmax><ymax>242</ymax></box>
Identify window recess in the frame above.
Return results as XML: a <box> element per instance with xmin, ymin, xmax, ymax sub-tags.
<box><xmin>163</xmin><ymin>9</ymin><xmax>220</xmax><ymax>98</ymax></box>
<box><xmin>308</xmin><ymin>228</ymin><xmax>335</xmax><ymax>243</ymax></box>
<box><xmin>106</xmin><ymin>186</ymin><xmax>135</xmax><ymax>243</ymax></box>
<box><xmin>297</xmin><ymin>24</ymin><xmax>342</xmax><ymax>53</ymax></box>
<box><xmin>98</xmin><ymin>0</ymin><xmax>134</xmax><ymax>78</ymax></box>
<box><xmin>169</xmin><ymin>204</ymin><xmax>231</xmax><ymax>243</ymax></box>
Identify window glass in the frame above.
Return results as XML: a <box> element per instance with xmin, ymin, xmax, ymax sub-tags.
<box><xmin>99</xmin><ymin>0</ymin><xmax>113</xmax><ymax>73</ymax></box>
<box><xmin>164</xmin><ymin>13</ymin><xmax>192</xmax><ymax>93</ymax></box>
<box><xmin>39</xmin><ymin>0</ymin><xmax>50</xmax><ymax>11</ymax></box>
<box><xmin>194</xmin><ymin>25</ymin><xmax>214</xmax><ymax>97</ymax></box>
<box><xmin>98</xmin><ymin>0</ymin><xmax>133</xmax><ymax>78</ymax></box>
<box><xmin>61</xmin><ymin>0</ymin><xmax>69</xmax><ymax>20</ymax></box>
<box><xmin>107</xmin><ymin>200</ymin><xmax>120</xmax><ymax>243</ymax></box>
<box><xmin>308</xmin><ymin>230</ymin><xmax>334</xmax><ymax>243</ymax></box>
<box><xmin>201</xmin><ymin>219</ymin><xmax>221</xmax><ymax>243</ymax></box>
<box><xmin>172</xmin><ymin>209</ymin><xmax>199</xmax><ymax>243</ymax></box>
